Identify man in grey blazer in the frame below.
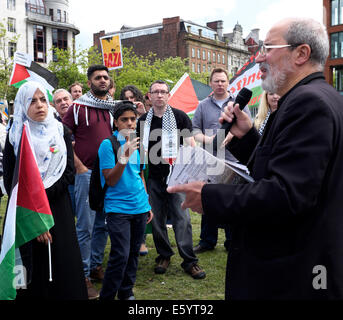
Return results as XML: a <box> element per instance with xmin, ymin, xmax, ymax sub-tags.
<box><xmin>168</xmin><ymin>17</ymin><xmax>343</xmax><ymax>299</ymax></box>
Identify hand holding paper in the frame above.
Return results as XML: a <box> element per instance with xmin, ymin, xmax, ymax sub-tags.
<box><xmin>167</xmin><ymin>181</ymin><xmax>205</xmax><ymax>214</ymax></box>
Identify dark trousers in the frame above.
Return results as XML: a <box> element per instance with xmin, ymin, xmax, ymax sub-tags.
<box><xmin>199</xmin><ymin>213</ymin><xmax>231</xmax><ymax>250</ymax></box>
<box><xmin>147</xmin><ymin>178</ymin><xmax>198</xmax><ymax>270</ymax></box>
<box><xmin>100</xmin><ymin>212</ymin><xmax>147</xmax><ymax>300</ymax></box>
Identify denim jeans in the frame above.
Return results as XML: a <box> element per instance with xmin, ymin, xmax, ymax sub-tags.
<box><xmin>100</xmin><ymin>212</ymin><xmax>147</xmax><ymax>300</ymax></box>
<box><xmin>68</xmin><ymin>184</ymin><xmax>76</xmax><ymax>215</ymax></box>
<box><xmin>147</xmin><ymin>178</ymin><xmax>198</xmax><ymax>270</ymax></box>
<box><xmin>90</xmin><ymin>209</ymin><xmax>108</xmax><ymax>271</ymax></box>
<box><xmin>199</xmin><ymin>213</ymin><xmax>231</xmax><ymax>250</ymax></box>
<box><xmin>74</xmin><ymin>170</ymin><xmax>108</xmax><ymax>277</ymax></box>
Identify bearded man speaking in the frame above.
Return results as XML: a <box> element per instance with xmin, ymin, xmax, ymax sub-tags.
<box><xmin>168</xmin><ymin>18</ymin><xmax>343</xmax><ymax>300</ymax></box>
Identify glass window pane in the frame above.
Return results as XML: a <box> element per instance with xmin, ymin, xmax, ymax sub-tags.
<box><xmin>332</xmin><ymin>0</ymin><xmax>339</xmax><ymax>26</ymax></box>
<box><xmin>331</xmin><ymin>33</ymin><xmax>339</xmax><ymax>58</ymax></box>
<box><xmin>339</xmin><ymin>32</ymin><xmax>343</xmax><ymax>57</ymax></box>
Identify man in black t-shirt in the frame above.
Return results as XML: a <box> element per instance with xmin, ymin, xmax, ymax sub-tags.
<box><xmin>136</xmin><ymin>80</ymin><xmax>206</xmax><ymax>280</ymax></box>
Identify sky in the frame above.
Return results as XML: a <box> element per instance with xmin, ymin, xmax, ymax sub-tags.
<box><xmin>69</xmin><ymin>0</ymin><xmax>323</xmax><ymax>51</ymax></box>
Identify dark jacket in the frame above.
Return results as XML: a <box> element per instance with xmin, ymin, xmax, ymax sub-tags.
<box><xmin>202</xmin><ymin>73</ymin><xmax>343</xmax><ymax>299</ymax></box>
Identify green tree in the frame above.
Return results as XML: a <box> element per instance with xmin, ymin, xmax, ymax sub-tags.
<box><xmin>0</xmin><ymin>19</ymin><xmax>20</xmax><ymax>102</ymax></box>
<box><xmin>112</xmin><ymin>47</ymin><xmax>208</xmax><ymax>98</ymax></box>
<box><xmin>48</xmin><ymin>45</ymin><xmax>102</xmax><ymax>90</ymax></box>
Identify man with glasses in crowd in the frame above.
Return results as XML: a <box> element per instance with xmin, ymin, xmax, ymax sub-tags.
<box><xmin>168</xmin><ymin>18</ymin><xmax>343</xmax><ymax>299</ymax></box>
<box><xmin>136</xmin><ymin>80</ymin><xmax>206</xmax><ymax>280</ymax></box>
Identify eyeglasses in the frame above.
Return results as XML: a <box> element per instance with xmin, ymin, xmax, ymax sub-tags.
<box><xmin>259</xmin><ymin>43</ymin><xmax>299</xmax><ymax>56</ymax></box>
<box><xmin>150</xmin><ymin>90</ymin><xmax>169</xmax><ymax>95</ymax></box>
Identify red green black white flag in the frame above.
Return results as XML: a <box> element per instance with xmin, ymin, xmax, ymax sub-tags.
<box><xmin>8</xmin><ymin>52</ymin><xmax>58</xmax><ymax>101</ymax></box>
<box><xmin>0</xmin><ymin>123</ymin><xmax>54</xmax><ymax>300</ymax></box>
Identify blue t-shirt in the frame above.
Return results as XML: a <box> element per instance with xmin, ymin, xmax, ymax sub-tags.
<box><xmin>98</xmin><ymin>131</ymin><xmax>151</xmax><ymax>214</ymax></box>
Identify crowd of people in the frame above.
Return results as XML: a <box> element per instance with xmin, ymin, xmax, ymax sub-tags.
<box><xmin>1</xmin><ymin>16</ymin><xmax>343</xmax><ymax>301</ymax></box>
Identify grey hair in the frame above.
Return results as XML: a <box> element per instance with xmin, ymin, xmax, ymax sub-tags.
<box><xmin>53</xmin><ymin>88</ymin><xmax>72</xmax><ymax>104</ymax></box>
<box><xmin>283</xmin><ymin>18</ymin><xmax>329</xmax><ymax>71</ymax></box>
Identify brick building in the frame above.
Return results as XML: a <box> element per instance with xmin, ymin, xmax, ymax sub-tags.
<box><xmin>323</xmin><ymin>0</ymin><xmax>343</xmax><ymax>94</ymax></box>
<box><xmin>93</xmin><ymin>16</ymin><xmax>259</xmax><ymax>77</ymax></box>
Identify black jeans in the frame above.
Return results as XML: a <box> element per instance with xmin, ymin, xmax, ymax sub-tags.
<box><xmin>147</xmin><ymin>178</ymin><xmax>198</xmax><ymax>270</ymax></box>
<box><xmin>99</xmin><ymin>212</ymin><xmax>147</xmax><ymax>300</ymax></box>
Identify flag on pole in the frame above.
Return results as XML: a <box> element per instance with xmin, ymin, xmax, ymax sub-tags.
<box><xmin>168</xmin><ymin>73</ymin><xmax>212</xmax><ymax>118</ymax></box>
<box><xmin>0</xmin><ymin>123</ymin><xmax>54</xmax><ymax>300</ymax></box>
<box><xmin>8</xmin><ymin>52</ymin><xmax>58</xmax><ymax>101</ymax></box>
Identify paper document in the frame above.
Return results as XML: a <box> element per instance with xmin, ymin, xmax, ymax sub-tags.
<box><xmin>167</xmin><ymin>146</ymin><xmax>254</xmax><ymax>187</ymax></box>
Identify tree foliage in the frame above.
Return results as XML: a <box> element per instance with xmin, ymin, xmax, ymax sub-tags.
<box><xmin>0</xmin><ymin>20</ymin><xmax>19</xmax><ymax>102</ymax></box>
<box><xmin>48</xmin><ymin>45</ymin><xmax>103</xmax><ymax>90</ymax></box>
<box><xmin>111</xmin><ymin>47</ymin><xmax>208</xmax><ymax>99</ymax></box>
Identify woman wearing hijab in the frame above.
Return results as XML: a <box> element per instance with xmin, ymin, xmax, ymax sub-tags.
<box><xmin>3</xmin><ymin>81</ymin><xmax>87</xmax><ymax>300</ymax></box>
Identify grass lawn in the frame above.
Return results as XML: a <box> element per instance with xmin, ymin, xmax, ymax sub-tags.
<box><xmin>0</xmin><ymin>195</ymin><xmax>227</xmax><ymax>300</ymax></box>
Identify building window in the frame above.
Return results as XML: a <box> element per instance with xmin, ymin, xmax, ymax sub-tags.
<box><xmin>7</xmin><ymin>17</ymin><xmax>16</xmax><ymax>33</ymax></box>
<box><xmin>331</xmin><ymin>32</ymin><xmax>343</xmax><ymax>58</ymax></box>
<box><xmin>57</xmin><ymin>9</ymin><xmax>61</xmax><ymax>22</ymax></box>
<box><xmin>26</xmin><ymin>0</ymin><xmax>45</xmax><ymax>14</ymax></box>
<box><xmin>192</xmin><ymin>63</ymin><xmax>195</xmax><ymax>72</ymax></box>
<box><xmin>203</xmin><ymin>50</ymin><xmax>206</xmax><ymax>60</ymax></box>
<box><xmin>52</xmin><ymin>29</ymin><xmax>68</xmax><ymax>61</ymax></box>
<box><xmin>203</xmin><ymin>64</ymin><xmax>206</xmax><ymax>73</ymax></box>
<box><xmin>197</xmin><ymin>49</ymin><xmax>200</xmax><ymax>59</ymax></box>
<box><xmin>64</xmin><ymin>11</ymin><xmax>67</xmax><ymax>23</ymax></box>
<box><xmin>222</xmin><ymin>55</ymin><xmax>225</xmax><ymax>64</ymax></box>
<box><xmin>33</xmin><ymin>25</ymin><xmax>46</xmax><ymax>63</ymax></box>
<box><xmin>8</xmin><ymin>42</ymin><xmax>16</xmax><ymax>57</ymax></box>
<box><xmin>7</xmin><ymin>0</ymin><xmax>16</xmax><ymax>10</ymax></box>
<box><xmin>208</xmin><ymin>51</ymin><xmax>211</xmax><ymax>62</ymax></box>
<box><xmin>197</xmin><ymin>64</ymin><xmax>201</xmax><ymax>73</ymax></box>
<box><xmin>191</xmin><ymin>48</ymin><xmax>195</xmax><ymax>58</ymax></box>
<box><xmin>49</xmin><ymin>8</ymin><xmax>54</xmax><ymax>20</ymax></box>
<box><xmin>331</xmin><ymin>0</ymin><xmax>343</xmax><ymax>26</ymax></box>
<box><xmin>208</xmin><ymin>65</ymin><xmax>211</xmax><ymax>72</ymax></box>
<box><xmin>218</xmin><ymin>54</ymin><xmax>220</xmax><ymax>63</ymax></box>
<box><xmin>213</xmin><ymin>52</ymin><xmax>216</xmax><ymax>62</ymax></box>
<box><xmin>333</xmin><ymin>66</ymin><xmax>343</xmax><ymax>92</ymax></box>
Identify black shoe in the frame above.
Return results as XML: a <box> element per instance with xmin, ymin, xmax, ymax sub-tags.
<box><xmin>193</xmin><ymin>244</ymin><xmax>214</xmax><ymax>254</ymax></box>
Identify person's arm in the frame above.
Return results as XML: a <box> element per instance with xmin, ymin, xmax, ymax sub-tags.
<box><xmin>74</xmin><ymin>151</ymin><xmax>88</xmax><ymax>174</ymax></box>
<box><xmin>102</xmin><ymin>136</ymin><xmax>140</xmax><ymax>187</ymax></box>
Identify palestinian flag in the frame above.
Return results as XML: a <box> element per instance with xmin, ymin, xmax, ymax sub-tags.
<box><xmin>9</xmin><ymin>52</ymin><xmax>58</xmax><ymax>101</ymax></box>
<box><xmin>0</xmin><ymin>123</ymin><xmax>54</xmax><ymax>300</ymax></box>
<box><xmin>168</xmin><ymin>73</ymin><xmax>212</xmax><ymax>118</ymax></box>
<box><xmin>228</xmin><ymin>49</ymin><xmax>263</xmax><ymax>118</ymax></box>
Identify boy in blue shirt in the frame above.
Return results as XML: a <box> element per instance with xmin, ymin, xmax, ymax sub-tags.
<box><xmin>99</xmin><ymin>101</ymin><xmax>153</xmax><ymax>300</ymax></box>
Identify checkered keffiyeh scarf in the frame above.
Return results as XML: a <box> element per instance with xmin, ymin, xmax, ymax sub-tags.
<box><xmin>72</xmin><ymin>91</ymin><xmax>120</xmax><ymax>127</ymax></box>
<box><xmin>143</xmin><ymin>105</ymin><xmax>178</xmax><ymax>165</ymax></box>
<box><xmin>258</xmin><ymin>110</ymin><xmax>271</xmax><ymax>136</ymax></box>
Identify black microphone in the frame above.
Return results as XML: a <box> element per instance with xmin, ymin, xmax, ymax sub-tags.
<box><xmin>212</xmin><ymin>87</ymin><xmax>252</xmax><ymax>152</ymax></box>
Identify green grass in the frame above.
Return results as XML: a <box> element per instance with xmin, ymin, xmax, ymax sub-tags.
<box><xmin>0</xmin><ymin>195</ymin><xmax>227</xmax><ymax>300</ymax></box>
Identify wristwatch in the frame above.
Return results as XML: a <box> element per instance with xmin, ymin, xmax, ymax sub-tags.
<box><xmin>118</xmin><ymin>155</ymin><xmax>129</xmax><ymax>165</ymax></box>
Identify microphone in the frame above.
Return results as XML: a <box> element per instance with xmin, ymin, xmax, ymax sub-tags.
<box><xmin>212</xmin><ymin>87</ymin><xmax>252</xmax><ymax>152</ymax></box>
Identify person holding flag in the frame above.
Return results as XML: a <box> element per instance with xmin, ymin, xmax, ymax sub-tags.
<box><xmin>1</xmin><ymin>81</ymin><xmax>87</xmax><ymax>300</ymax></box>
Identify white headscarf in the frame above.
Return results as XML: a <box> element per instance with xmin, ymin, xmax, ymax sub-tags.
<box><xmin>9</xmin><ymin>81</ymin><xmax>67</xmax><ymax>189</ymax></box>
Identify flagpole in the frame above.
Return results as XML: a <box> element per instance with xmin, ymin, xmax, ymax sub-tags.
<box><xmin>48</xmin><ymin>240</ymin><xmax>52</xmax><ymax>282</ymax></box>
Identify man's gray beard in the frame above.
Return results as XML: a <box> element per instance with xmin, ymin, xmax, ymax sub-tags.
<box><xmin>261</xmin><ymin>69</ymin><xmax>288</xmax><ymax>94</ymax></box>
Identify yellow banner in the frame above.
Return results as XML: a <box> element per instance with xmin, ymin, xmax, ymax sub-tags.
<box><xmin>100</xmin><ymin>34</ymin><xmax>123</xmax><ymax>70</ymax></box>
